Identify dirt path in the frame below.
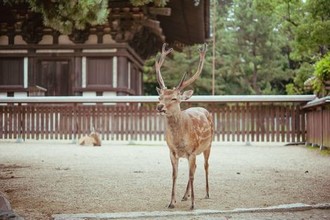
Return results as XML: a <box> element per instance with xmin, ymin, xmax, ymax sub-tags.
<box><xmin>0</xmin><ymin>141</ymin><xmax>329</xmax><ymax>220</ymax></box>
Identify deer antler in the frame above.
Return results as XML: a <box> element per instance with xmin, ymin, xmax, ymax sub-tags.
<box><xmin>155</xmin><ymin>43</ymin><xmax>173</xmax><ymax>89</ymax></box>
<box><xmin>177</xmin><ymin>43</ymin><xmax>207</xmax><ymax>91</ymax></box>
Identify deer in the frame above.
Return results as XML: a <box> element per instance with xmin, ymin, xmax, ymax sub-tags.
<box><xmin>155</xmin><ymin>43</ymin><xmax>213</xmax><ymax>210</ymax></box>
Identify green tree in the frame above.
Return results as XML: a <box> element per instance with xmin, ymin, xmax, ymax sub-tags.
<box><xmin>211</xmin><ymin>0</ymin><xmax>251</xmax><ymax>95</ymax></box>
<box><xmin>214</xmin><ymin>0</ymin><xmax>292</xmax><ymax>95</ymax></box>
<box><xmin>256</xmin><ymin>0</ymin><xmax>330</xmax><ymax>95</ymax></box>
<box><xmin>286</xmin><ymin>62</ymin><xmax>314</xmax><ymax>95</ymax></box>
<box><xmin>292</xmin><ymin>0</ymin><xmax>330</xmax><ymax>59</ymax></box>
<box><xmin>312</xmin><ymin>52</ymin><xmax>330</xmax><ymax>97</ymax></box>
<box><xmin>143</xmin><ymin>44</ymin><xmax>213</xmax><ymax>95</ymax></box>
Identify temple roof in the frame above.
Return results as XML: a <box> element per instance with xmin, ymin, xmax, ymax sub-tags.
<box><xmin>157</xmin><ymin>0</ymin><xmax>210</xmax><ymax>49</ymax></box>
<box><xmin>0</xmin><ymin>0</ymin><xmax>210</xmax><ymax>57</ymax></box>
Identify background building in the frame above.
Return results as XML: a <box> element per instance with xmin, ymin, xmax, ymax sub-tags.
<box><xmin>0</xmin><ymin>0</ymin><xmax>210</xmax><ymax>97</ymax></box>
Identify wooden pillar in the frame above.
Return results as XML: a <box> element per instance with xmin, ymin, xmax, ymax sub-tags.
<box><xmin>117</xmin><ymin>56</ymin><xmax>128</xmax><ymax>96</ymax></box>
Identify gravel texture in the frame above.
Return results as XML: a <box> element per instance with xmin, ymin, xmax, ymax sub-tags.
<box><xmin>0</xmin><ymin>140</ymin><xmax>329</xmax><ymax>220</ymax></box>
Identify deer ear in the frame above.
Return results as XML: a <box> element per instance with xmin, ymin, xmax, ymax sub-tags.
<box><xmin>181</xmin><ymin>90</ymin><xmax>193</xmax><ymax>100</ymax></box>
<box><xmin>156</xmin><ymin>87</ymin><xmax>162</xmax><ymax>95</ymax></box>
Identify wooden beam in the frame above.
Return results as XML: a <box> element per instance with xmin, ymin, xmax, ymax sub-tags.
<box><xmin>0</xmin><ymin>95</ymin><xmax>316</xmax><ymax>104</ymax></box>
<box><xmin>148</xmin><ymin>7</ymin><xmax>171</xmax><ymax>16</ymax></box>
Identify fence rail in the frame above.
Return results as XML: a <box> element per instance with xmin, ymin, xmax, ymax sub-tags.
<box><xmin>0</xmin><ymin>95</ymin><xmax>316</xmax><ymax>143</ymax></box>
<box><xmin>304</xmin><ymin>96</ymin><xmax>330</xmax><ymax>148</ymax></box>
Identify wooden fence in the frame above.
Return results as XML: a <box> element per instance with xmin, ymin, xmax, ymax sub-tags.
<box><xmin>0</xmin><ymin>95</ymin><xmax>316</xmax><ymax>143</ymax></box>
<box><xmin>304</xmin><ymin>96</ymin><xmax>330</xmax><ymax>149</ymax></box>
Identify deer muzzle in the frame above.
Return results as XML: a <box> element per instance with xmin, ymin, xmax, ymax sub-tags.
<box><xmin>156</xmin><ymin>103</ymin><xmax>166</xmax><ymax>114</ymax></box>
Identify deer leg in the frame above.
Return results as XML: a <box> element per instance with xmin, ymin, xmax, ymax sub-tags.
<box><xmin>203</xmin><ymin>148</ymin><xmax>211</xmax><ymax>199</ymax></box>
<box><xmin>188</xmin><ymin>155</ymin><xmax>197</xmax><ymax>210</ymax></box>
<box><xmin>168</xmin><ymin>152</ymin><xmax>178</xmax><ymax>209</ymax></box>
<box><xmin>182</xmin><ymin>156</ymin><xmax>196</xmax><ymax>201</ymax></box>
<box><xmin>181</xmin><ymin>179</ymin><xmax>191</xmax><ymax>201</ymax></box>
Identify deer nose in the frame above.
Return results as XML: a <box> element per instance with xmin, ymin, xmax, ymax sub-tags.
<box><xmin>157</xmin><ymin>104</ymin><xmax>165</xmax><ymax>112</ymax></box>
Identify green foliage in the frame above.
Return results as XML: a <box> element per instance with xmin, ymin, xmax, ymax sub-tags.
<box><xmin>4</xmin><ymin>0</ymin><xmax>168</xmax><ymax>34</ymax></box>
<box><xmin>130</xmin><ymin>0</ymin><xmax>168</xmax><ymax>7</ymax></box>
<box><xmin>294</xmin><ymin>0</ymin><xmax>330</xmax><ymax>58</ymax></box>
<box><xmin>286</xmin><ymin>62</ymin><xmax>314</xmax><ymax>95</ymax></box>
<box><xmin>311</xmin><ymin>53</ymin><xmax>330</xmax><ymax>96</ymax></box>
<box><xmin>4</xmin><ymin>0</ymin><xmax>109</xmax><ymax>34</ymax></box>
<box><xmin>30</xmin><ymin>0</ymin><xmax>110</xmax><ymax>34</ymax></box>
<box><xmin>227</xmin><ymin>0</ymin><xmax>297</xmax><ymax>95</ymax></box>
<box><xmin>143</xmin><ymin>57</ymin><xmax>158</xmax><ymax>96</ymax></box>
<box><xmin>314</xmin><ymin>53</ymin><xmax>330</xmax><ymax>81</ymax></box>
<box><xmin>143</xmin><ymin>44</ymin><xmax>213</xmax><ymax>95</ymax></box>
<box><xmin>255</xmin><ymin>0</ymin><xmax>330</xmax><ymax>95</ymax></box>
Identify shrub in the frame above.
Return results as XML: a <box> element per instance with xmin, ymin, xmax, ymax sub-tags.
<box><xmin>312</xmin><ymin>53</ymin><xmax>330</xmax><ymax>97</ymax></box>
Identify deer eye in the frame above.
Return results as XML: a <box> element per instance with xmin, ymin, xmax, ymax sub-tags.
<box><xmin>171</xmin><ymin>98</ymin><xmax>177</xmax><ymax>102</ymax></box>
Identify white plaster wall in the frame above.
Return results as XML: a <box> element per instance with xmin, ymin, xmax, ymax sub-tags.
<box><xmin>85</xmin><ymin>35</ymin><xmax>98</xmax><ymax>44</ymax></box>
<box><xmin>14</xmin><ymin>36</ymin><xmax>27</xmax><ymax>45</ymax></box>
<box><xmin>103</xmin><ymin>91</ymin><xmax>116</xmax><ymax>105</ymax></box>
<box><xmin>39</xmin><ymin>35</ymin><xmax>53</xmax><ymax>44</ymax></box>
<box><xmin>82</xmin><ymin>91</ymin><xmax>97</xmax><ymax>105</ymax></box>
<box><xmin>14</xmin><ymin>92</ymin><xmax>27</xmax><ymax>97</ymax></box>
<box><xmin>103</xmin><ymin>34</ymin><xmax>115</xmax><ymax>43</ymax></box>
<box><xmin>58</xmin><ymin>35</ymin><xmax>74</xmax><ymax>44</ymax></box>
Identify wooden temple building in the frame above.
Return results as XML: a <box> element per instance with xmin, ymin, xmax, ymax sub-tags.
<box><xmin>0</xmin><ymin>0</ymin><xmax>210</xmax><ymax>97</ymax></box>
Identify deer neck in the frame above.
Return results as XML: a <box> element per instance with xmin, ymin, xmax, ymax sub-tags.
<box><xmin>165</xmin><ymin>111</ymin><xmax>185</xmax><ymax>134</ymax></box>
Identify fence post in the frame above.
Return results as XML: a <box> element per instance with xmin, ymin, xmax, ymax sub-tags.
<box><xmin>16</xmin><ymin>103</ymin><xmax>24</xmax><ymax>143</ymax></box>
<box><xmin>320</xmin><ymin>106</ymin><xmax>324</xmax><ymax>150</ymax></box>
<box><xmin>72</xmin><ymin>103</ymin><xmax>78</xmax><ymax>144</ymax></box>
<box><xmin>245</xmin><ymin>102</ymin><xmax>251</xmax><ymax>146</ymax></box>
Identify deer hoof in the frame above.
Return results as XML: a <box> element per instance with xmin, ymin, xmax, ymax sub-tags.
<box><xmin>168</xmin><ymin>203</ymin><xmax>175</xmax><ymax>209</ymax></box>
<box><xmin>181</xmin><ymin>196</ymin><xmax>188</xmax><ymax>201</ymax></box>
<box><xmin>204</xmin><ymin>195</ymin><xmax>210</xmax><ymax>199</ymax></box>
<box><xmin>190</xmin><ymin>204</ymin><xmax>195</xmax><ymax>210</ymax></box>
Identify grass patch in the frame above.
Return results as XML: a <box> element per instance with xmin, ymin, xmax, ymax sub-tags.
<box><xmin>307</xmin><ymin>145</ymin><xmax>330</xmax><ymax>156</ymax></box>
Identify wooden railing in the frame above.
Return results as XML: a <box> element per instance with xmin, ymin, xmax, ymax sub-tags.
<box><xmin>0</xmin><ymin>95</ymin><xmax>316</xmax><ymax>143</ymax></box>
<box><xmin>303</xmin><ymin>96</ymin><xmax>330</xmax><ymax>149</ymax></box>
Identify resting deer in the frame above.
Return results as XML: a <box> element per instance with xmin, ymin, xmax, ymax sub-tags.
<box><xmin>155</xmin><ymin>43</ymin><xmax>213</xmax><ymax>210</ymax></box>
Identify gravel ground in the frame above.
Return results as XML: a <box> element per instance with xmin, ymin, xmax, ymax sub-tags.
<box><xmin>0</xmin><ymin>140</ymin><xmax>329</xmax><ymax>220</ymax></box>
